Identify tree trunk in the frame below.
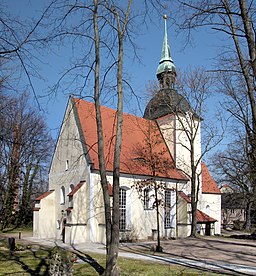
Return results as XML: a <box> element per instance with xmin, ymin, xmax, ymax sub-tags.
<box><xmin>17</xmin><ymin>164</ymin><xmax>31</xmax><ymax>226</ymax></box>
<box><xmin>244</xmin><ymin>199</ymin><xmax>252</xmax><ymax>230</ymax></box>
<box><xmin>154</xmin><ymin>182</ymin><xmax>162</xmax><ymax>252</ymax></box>
<box><xmin>190</xmin><ymin>140</ymin><xmax>197</xmax><ymax>237</ymax></box>
<box><xmin>93</xmin><ymin>2</ymin><xmax>112</xmax><ymax>274</ymax></box>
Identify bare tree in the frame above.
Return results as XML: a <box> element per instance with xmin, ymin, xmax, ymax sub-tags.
<box><xmin>132</xmin><ymin>122</ymin><xmax>175</xmax><ymax>252</ymax></box>
<box><xmin>0</xmin><ymin>2</ymin><xmax>54</xmax><ymax>106</ymax></box>
<box><xmin>145</xmin><ymin>67</ymin><xmax>223</xmax><ymax>236</ymax></box>
<box><xmin>175</xmin><ymin>0</ymin><xmax>256</xmax><ymax>220</ymax></box>
<box><xmin>0</xmin><ymin>92</ymin><xmax>53</xmax><ymax>230</ymax></box>
<box><xmin>93</xmin><ymin>1</ymin><xmax>132</xmax><ymax>274</ymax></box>
<box><xmin>176</xmin><ymin>68</ymin><xmax>223</xmax><ymax>236</ymax></box>
<box><xmin>212</xmin><ymin>130</ymin><xmax>253</xmax><ymax>229</ymax></box>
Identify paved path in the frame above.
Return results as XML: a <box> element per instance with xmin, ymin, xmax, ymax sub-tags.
<box><xmin>4</xmin><ymin>233</ymin><xmax>256</xmax><ymax>275</ymax></box>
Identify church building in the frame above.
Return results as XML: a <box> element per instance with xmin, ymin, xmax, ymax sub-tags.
<box><xmin>33</xmin><ymin>17</ymin><xmax>221</xmax><ymax>244</ymax></box>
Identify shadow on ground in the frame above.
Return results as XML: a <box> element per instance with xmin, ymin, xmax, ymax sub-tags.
<box><xmin>119</xmin><ymin>235</ymin><xmax>256</xmax><ymax>276</ymax></box>
<box><xmin>0</xmin><ymin>237</ymin><xmax>104</xmax><ymax>275</ymax></box>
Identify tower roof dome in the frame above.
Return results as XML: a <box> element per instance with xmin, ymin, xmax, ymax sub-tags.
<box><xmin>143</xmin><ymin>88</ymin><xmax>191</xmax><ymax>120</ymax></box>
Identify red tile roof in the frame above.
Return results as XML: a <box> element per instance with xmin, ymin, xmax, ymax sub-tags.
<box><xmin>74</xmin><ymin>98</ymin><xmax>187</xmax><ymax>181</ymax></box>
<box><xmin>196</xmin><ymin>209</ymin><xmax>217</xmax><ymax>223</ymax></box>
<box><xmin>35</xmin><ymin>190</ymin><xmax>54</xmax><ymax>201</ymax></box>
<box><xmin>68</xmin><ymin>181</ymin><xmax>85</xmax><ymax>196</ymax></box>
<box><xmin>201</xmin><ymin>163</ymin><xmax>220</xmax><ymax>194</ymax></box>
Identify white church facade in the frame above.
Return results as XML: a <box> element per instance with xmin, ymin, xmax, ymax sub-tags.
<box><xmin>33</xmin><ymin>18</ymin><xmax>221</xmax><ymax>244</ymax></box>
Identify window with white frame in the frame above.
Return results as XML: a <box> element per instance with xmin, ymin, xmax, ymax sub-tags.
<box><xmin>119</xmin><ymin>188</ymin><xmax>126</xmax><ymax>231</ymax></box>
<box><xmin>164</xmin><ymin>189</ymin><xmax>172</xmax><ymax>228</ymax></box>
<box><xmin>60</xmin><ymin>186</ymin><xmax>65</xmax><ymax>205</ymax></box>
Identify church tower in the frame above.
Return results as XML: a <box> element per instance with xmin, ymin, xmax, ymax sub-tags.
<box><xmin>144</xmin><ymin>16</ymin><xmax>202</xmax><ymax>195</ymax></box>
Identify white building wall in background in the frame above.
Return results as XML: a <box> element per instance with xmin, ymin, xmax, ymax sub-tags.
<box><xmin>202</xmin><ymin>193</ymin><xmax>221</xmax><ymax>234</ymax></box>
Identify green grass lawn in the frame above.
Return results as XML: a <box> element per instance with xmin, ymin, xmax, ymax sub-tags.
<box><xmin>73</xmin><ymin>253</ymin><xmax>220</xmax><ymax>275</ymax></box>
<box><xmin>0</xmin><ymin>239</ymin><xmax>221</xmax><ymax>275</ymax></box>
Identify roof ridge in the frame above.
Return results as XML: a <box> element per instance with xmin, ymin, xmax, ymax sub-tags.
<box><xmin>74</xmin><ymin>97</ymin><xmax>151</xmax><ymax>123</ymax></box>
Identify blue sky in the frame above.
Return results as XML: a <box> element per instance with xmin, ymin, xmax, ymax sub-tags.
<box><xmin>5</xmin><ymin>1</ymin><xmax>224</xmax><ymax>150</ymax></box>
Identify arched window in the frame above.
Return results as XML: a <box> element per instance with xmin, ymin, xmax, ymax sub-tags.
<box><xmin>60</xmin><ymin>186</ymin><xmax>65</xmax><ymax>205</ymax></box>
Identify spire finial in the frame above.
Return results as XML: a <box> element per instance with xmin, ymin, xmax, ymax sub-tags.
<box><xmin>156</xmin><ymin>14</ymin><xmax>176</xmax><ymax>88</ymax></box>
<box><xmin>163</xmin><ymin>15</ymin><xmax>168</xmax><ymax>41</ymax></box>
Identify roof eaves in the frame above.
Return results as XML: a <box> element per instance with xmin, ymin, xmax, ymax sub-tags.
<box><xmin>35</xmin><ymin>190</ymin><xmax>55</xmax><ymax>201</ymax></box>
<box><xmin>178</xmin><ymin>191</ymin><xmax>191</xmax><ymax>203</ymax></box>
<box><xmin>196</xmin><ymin>209</ymin><xmax>217</xmax><ymax>223</ymax></box>
<box><xmin>68</xmin><ymin>180</ymin><xmax>85</xmax><ymax>196</ymax></box>
<box><xmin>90</xmin><ymin>168</ymin><xmax>188</xmax><ymax>182</ymax></box>
<box><xmin>202</xmin><ymin>191</ymin><xmax>221</xmax><ymax>195</ymax></box>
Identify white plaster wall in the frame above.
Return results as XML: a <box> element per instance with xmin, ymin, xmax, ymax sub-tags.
<box><xmin>44</xmin><ymin>99</ymin><xmax>90</xmax><ymax>241</ymax></box>
<box><xmin>91</xmin><ymin>173</ymin><xmax>179</xmax><ymax>241</ymax></box>
<box><xmin>177</xmin><ymin>196</ymin><xmax>191</xmax><ymax>237</ymax></box>
<box><xmin>129</xmin><ymin>178</ymin><xmax>178</xmax><ymax>240</ymax></box>
<box><xmin>89</xmin><ymin>173</ymin><xmax>106</xmax><ymax>243</ymax></box>
<box><xmin>69</xmin><ymin>225</ymin><xmax>88</xmax><ymax>244</ymax></box>
<box><xmin>72</xmin><ymin>184</ymin><xmax>88</xmax><ymax>224</ymax></box>
<box><xmin>201</xmin><ymin>193</ymin><xmax>221</xmax><ymax>235</ymax></box>
<box><xmin>157</xmin><ymin>115</ymin><xmax>176</xmax><ymax>158</ymax></box>
<box><xmin>33</xmin><ymin>211</ymin><xmax>39</xmax><ymax>237</ymax></box>
<box><xmin>157</xmin><ymin>114</ymin><xmax>202</xmax><ymax>197</ymax></box>
<box><xmin>40</xmin><ymin>166</ymin><xmax>185</xmax><ymax>243</ymax></box>
<box><xmin>67</xmin><ymin>184</ymin><xmax>90</xmax><ymax>244</ymax></box>
<box><xmin>35</xmin><ymin>192</ymin><xmax>56</xmax><ymax>239</ymax></box>
<box><xmin>175</xmin><ymin>115</ymin><xmax>201</xmax><ymax>193</ymax></box>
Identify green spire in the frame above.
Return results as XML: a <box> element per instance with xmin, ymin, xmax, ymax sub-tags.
<box><xmin>156</xmin><ymin>15</ymin><xmax>176</xmax><ymax>77</ymax></box>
